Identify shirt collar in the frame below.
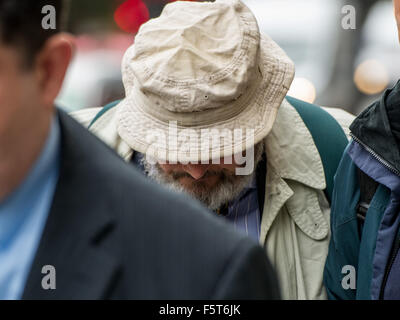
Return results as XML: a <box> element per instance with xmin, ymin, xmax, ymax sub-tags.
<box><xmin>229</xmin><ymin>173</ymin><xmax>257</xmax><ymax>207</ymax></box>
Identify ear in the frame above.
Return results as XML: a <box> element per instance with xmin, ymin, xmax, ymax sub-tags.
<box><xmin>394</xmin><ymin>0</ymin><xmax>400</xmax><ymax>42</ymax></box>
<box><xmin>34</xmin><ymin>33</ymin><xmax>74</xmax><ymax>109</ymax></box>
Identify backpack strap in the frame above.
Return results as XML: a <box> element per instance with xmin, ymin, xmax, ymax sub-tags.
<box><xmin>286</xmin><ymin>96</ymin><xmax>349</xmax><ymax>204</ymax></box>
<box><xmin>88</xmin><ymin>100</ymin><xmax>121</xmax><ymax>129</ymax></box>
<box><xmin>356</xmin><ymin>168</ymin><xmax>379</xmax><ymax>235</ymax></box>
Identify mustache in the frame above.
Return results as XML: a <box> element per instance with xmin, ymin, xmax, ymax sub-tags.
<box><xmin>168</xmin><ymin>168</ymin><xmax>234</xmax><ymax>181</ymax></box>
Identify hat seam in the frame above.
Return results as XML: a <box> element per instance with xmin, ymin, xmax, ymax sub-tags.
<box><xmin>131</xmin><ymin>2</ymin><xmax>260</xmax><ymax>86</ymax></box>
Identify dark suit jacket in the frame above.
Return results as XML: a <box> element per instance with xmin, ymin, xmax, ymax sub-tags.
<box><xmin>22</xmin><ymin>110</ymin><xmax>280</xmax><ymax>300</ymax></box>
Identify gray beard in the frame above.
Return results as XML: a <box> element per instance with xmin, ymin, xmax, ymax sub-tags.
<box><xmin>142</xmin><ymin>143</ymin><xmax>265</xmax><ymax>211</ymax></box>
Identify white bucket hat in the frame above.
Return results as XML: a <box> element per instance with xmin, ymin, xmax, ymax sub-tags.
<box><xmin>116</xmin><ymin>0</ymin><xmax>295</xmax><ymax>163</ymax></box>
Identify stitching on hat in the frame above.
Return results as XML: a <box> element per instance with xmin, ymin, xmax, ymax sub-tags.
<box><xmin>131</xmin><ymin>1</ymin><xmax>260</xmax><ymax>87</ymax></box>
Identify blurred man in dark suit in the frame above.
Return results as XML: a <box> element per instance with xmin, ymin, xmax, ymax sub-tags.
<box><xmin>0</xmin><ymin>0</ymin><xmax>279</xmax><ymax>300</ymax></box>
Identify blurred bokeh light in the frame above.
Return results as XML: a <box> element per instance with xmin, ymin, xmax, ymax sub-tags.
<box><xmin>287</xmin><ymin>78</ymin><xmax>317</xmax><ymax>104</ymax></box>
<box><xmin>354</xmin><ymin>59</ymin><xmax>390</xmax><ymax>95</ymax></box>
<box><xmin>114</xmin><ymin>0</ymin><xmax>149</xmax><ymax>34</ymax></box>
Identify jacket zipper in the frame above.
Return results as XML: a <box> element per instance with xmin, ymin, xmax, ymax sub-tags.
<box><xmin>350</xmin><ymin>133</ymin><xmax>400</xmax><ymax>176</ymax></box>
<box><xmin>379</xmin><ymin>232</ymin><xmax>400</xmax><ymax>299</ymax></box>
<box><xmin>350</xmin><ymin>133</ymin><xmax>400</xmax><ymax>299</ymax></box>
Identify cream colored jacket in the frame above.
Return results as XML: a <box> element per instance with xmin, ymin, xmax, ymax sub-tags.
<box><xmin>71</xmin><ymin>99</ymin><xmax>354</xmax><ymax>300</ymax></box>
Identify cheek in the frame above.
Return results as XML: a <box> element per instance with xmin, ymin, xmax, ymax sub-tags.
<box><xmin>0</xmin><ymin>72</ymin><xmax>17</xmax><ymax>104</ymax></box>
<box><xmin>0</xmin><ymin>73</ymin><xmax>37</xmax><ymax>135</ymax></box>
<box><xmin>158</xmin><ymin>163</ymin><xmax>177</xmax><ymax>174</ymax></box>
<box><xmin>218</xmin><ymin>163</ymin><xmax>239</xmax><ymax>173</ymax></box>
<box><xmin>0</xmin><ymin>75</ymin><xmax>20</xmax><ymax>132</ymax></box>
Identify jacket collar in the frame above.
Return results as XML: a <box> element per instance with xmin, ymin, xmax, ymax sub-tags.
<box><xmin>258</xmin><ymin>99</ymin><xmax>328</xmax><ymax>242</ymax></box>
<box><xmin>22</xmin><ymin>110</ymin><xmax>120</xmax><ymax>300</ymax></box>
<box><xmin>350</xmin><ymin>81</ymin><xmax>400</xmax><ymax>175</ymax></box>
<box><xmin>264</xmin><ymin>99</ymin><xmax>326</xmax><ymax>191</ymax></box>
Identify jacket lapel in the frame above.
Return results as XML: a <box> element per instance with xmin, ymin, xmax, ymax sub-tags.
<box><xmin>22</xmin><ymin>110</ymin><xmax>120</xmax><ymax>300</ymax></box>
<box><xmin>259</xmin><ymin>164</ymin><xmax>293</xmax><ymax>244</ymax></box>
<box><xmin>260</xmin><ymin>99</ymin><xmax>327</xmax><ymax>242</ymax></box>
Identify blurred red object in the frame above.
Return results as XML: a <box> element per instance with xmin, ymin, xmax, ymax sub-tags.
<box><xmin>114</xmin><ymin>0</ymin><xmax>150</xmax><ymax>34</ymax></box>
<box><xmin>144</xmin><ymin>0</ymin><xmax>195</xmax><ymax>2</ymax></box>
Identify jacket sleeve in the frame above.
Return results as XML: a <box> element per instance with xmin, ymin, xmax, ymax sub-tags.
<box><xmin>323</xmin><ymin>149</ymin><xmax>360</xmax><ymax>300</ymax></box>
<box><xmin>212</xmin><ymin>239</ymin><xmax>281</xmax><ymax>300</ymax></box>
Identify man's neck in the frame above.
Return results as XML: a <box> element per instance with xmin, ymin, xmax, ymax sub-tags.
<box><xmin>0</xmin><ymin>113</ymin><xmax>52</xmax><ymax>202</ymax></box>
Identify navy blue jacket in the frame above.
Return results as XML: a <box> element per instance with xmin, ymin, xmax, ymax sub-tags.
<box><xmin>324</xmin><ymin>81</ymin><xmax>400</xmax><ymax>299</ymax></box>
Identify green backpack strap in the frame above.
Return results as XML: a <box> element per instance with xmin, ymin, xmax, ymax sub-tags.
<box><xmin>88</xmin><ymin>100</ymin><xmax>121</xmax><ymax>129</ymax></box>
<box><xmin>286</xmin><ymin>96</ymin><xmax>348</xmax><ymax>204</ymax></box>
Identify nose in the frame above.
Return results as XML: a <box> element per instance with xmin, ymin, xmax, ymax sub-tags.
<box><xmin>182</xmin><ymin>164</ymin><xmax>210</xmax><ymax>180</ymax></box>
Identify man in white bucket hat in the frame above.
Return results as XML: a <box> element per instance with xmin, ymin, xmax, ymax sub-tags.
<box><xmin>73</xmin><ymin>0</ymin><xmax>354</xmax><ymax>299</ymax></box>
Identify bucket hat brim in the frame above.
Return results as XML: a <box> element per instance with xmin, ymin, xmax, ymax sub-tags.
<box><xmin>116</xmin><ymin>34</ymin><xmax>295</xmax><ymax>163</ymax></box>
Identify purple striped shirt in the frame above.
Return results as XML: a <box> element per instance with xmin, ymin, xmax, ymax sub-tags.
<box><xmin>223</xmin><ymin>176</ymin><xmax>261</xmax><ymax>242</ymax></box>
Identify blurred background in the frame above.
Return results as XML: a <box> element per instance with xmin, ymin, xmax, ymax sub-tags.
<box><xmin>56</xmin><ymin>0</ymin><xmax>400</xmax><ymax>115</ymax></box>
